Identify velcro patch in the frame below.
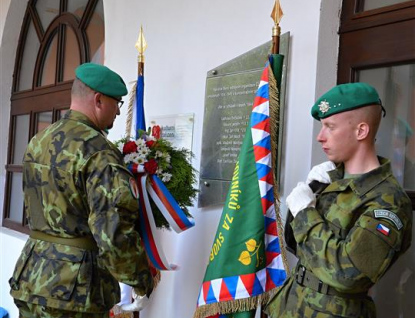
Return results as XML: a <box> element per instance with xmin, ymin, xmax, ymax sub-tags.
<box><xmin>374</xmin><ymin>209</ymin><xmax>403</xmax><ymax>230</ymax></box>
<box><xmin>376</xmin><ymin>223</ymin><xmax>390</xmax><ymax>236</ymax></box>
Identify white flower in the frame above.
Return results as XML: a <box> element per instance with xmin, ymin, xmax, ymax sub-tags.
<box><xmin>164</xmin><ymin>153</ymin><xmax>171</xmax><ymax>163</ymax></box>
<box><xmin>161</xmin><ymin>172</ymin><xmax>172</xmax><ymax>183</ymax></box>
<box><xmin>135</xmin><ymin>139</ymin><xmax>146</xmax><ymax>147</ymax></box>
<box><xmin>124</xmin><ymin>153</ymin><xmax>135</xmax><ymax>164</ymax></box>
<box><xmin>155</xmin><ymin>150</ymin><xmax>163</xmax><ymax>158</ymax></box>
<box><xmin>130</xmin><ymin>153</ymin><xmax>142</xmax><ymax>164</ymax></box>
<box><xmin>139</xmin><ymin>146</ymin><xmax>150</xmax><ymax>157</ymax></box>
<box><xmin>136</xmin><ymin>157</ymin><xmax>145</xmax><ymax>165</ymax></box>
<box><xmin>137</xmin><ymin>152</ymin><xmax>147</xmax><ymax>160</ymax></box>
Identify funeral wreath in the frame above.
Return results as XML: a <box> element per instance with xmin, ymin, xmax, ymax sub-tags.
<box><xmin>114</xmin><ymin>131</ymin><xmax>197</xmax><ymax>228</ymax></box>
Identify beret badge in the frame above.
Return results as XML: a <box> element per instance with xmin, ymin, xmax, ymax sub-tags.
<box><xmin>319</xmin><ymin>100</ymin><xmax>330</xmax><ymax>114</ymax></box>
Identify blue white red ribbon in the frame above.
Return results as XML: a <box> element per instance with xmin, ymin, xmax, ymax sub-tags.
<box><xmin>148</xmin><ymin>175</ymin><xmax>194</xmax><ymax>233</ymax></box>
<box><xmin>128</xmin><ymin>163</ymin><xmax>195</xmax><ymax>270</ymax></box>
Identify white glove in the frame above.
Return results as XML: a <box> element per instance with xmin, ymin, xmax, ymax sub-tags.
<box><xmin>286</xmin><ymin>182</ymin><xmax>316</xmax><ymax>217</ymax></box>
<box><xmin>120</xmin><ymin>289</ymin><xmax>151</xmax><ymax>312</ymax></box>
<box><xmin>306</xmin><ymin>161</ymin><xmax>336</xmax><ymax>185</ymax></box>
<box><xmin>117</xmin><ymin>283</ymin><xmax>133</xmax><ymax>306</ymax></box>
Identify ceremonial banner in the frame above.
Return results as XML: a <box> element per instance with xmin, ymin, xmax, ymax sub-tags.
<box><xmin>135</xmin><ymin>74</ymin><xmax>146</xmax><ymax>136</ymax></box>
<box><xmin>194</xmin><ymin>54</ymin><xmax>286</xmax><ymax>318</ymax></box>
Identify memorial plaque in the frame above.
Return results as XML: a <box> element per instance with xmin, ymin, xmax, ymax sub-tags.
<box><xmin>198</xmin><ymin>33</ymin><xmax>290</xmax><ymax>208</ymax></box>
<box><xmin>149</xmin><ymin>113</ymin><xmax>194</xmax><ymax>151</ymax></box>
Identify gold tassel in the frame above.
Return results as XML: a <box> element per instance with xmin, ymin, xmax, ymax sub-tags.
<box><xmin>125</xmin><ymin>81</ymin><xmax>138</xmax><ymax>139</ymax></box>
<box><xmin>192</xmin><ymin>288</ymin><xmax>282</xmax><ymax>318</ymax></box>
<box><xmin>268</xmin><ymin>63</ymin><xmax>290</xmax><ymax>274</ymax></box>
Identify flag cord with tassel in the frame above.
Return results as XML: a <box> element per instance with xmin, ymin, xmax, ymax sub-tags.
<box><xmin>125</xmin><ymin>81</ymin><xmax>137</xmax><ymax>139</ymax></box>
<box><xmin>268</xmin><ymin>65</ymin><xmax>289</xmax><ymax>274</ymax></box>
<box><xmin>270</xmin><ymin>0</ymin><xmax>290</xmax><ymax>276</ymax></box>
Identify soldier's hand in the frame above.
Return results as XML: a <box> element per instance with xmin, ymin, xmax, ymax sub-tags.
<box><xmin>306</xmin><ymin>161</ymin><xmax>336</xmax><ymax>185</ymax></box>
<box><xmin>286</xmin><ymin>182</ymin><xmax>316</xmax><ymax>217</ymax></box>
<box><xmin>120</xmin><ymin>289</ymin><xmax>151</xmax><ymax>312</ymax></box>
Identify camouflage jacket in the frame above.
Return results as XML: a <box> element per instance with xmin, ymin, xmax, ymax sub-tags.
<box><xmin>10</xmin><ymin>110</ymin><xmax>153</xmax><ymax>313</ymax></box>
<box><xmin>266</xmin><ymin>157</ymin><xmax>412</xmax><ymax>318</ymax></box>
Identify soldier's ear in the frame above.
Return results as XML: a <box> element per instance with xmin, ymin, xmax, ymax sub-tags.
<box><xmin>94</xmin><ymin>92</ymin><xmax>103</xmax><ymax>108</ymax></box>
<box><xmin>356</xmin><ymin>122</ymin><xmax>369</xmax><ymax>141</ymax></box>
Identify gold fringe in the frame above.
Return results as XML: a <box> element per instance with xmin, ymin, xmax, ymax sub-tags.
<box><xmin>125</xmin><ymin>81</ymin><xmax>138</xmax><ymax>139</ymax></box>
<box><xmin>267</xmin><ymin>64</ymin><xmax>290</xmax><ymax>274</ymax></box>
<box><xmin>192</xmin><ymin>288</ymin><xmax>281</xmax><ymax>318</ymax></box>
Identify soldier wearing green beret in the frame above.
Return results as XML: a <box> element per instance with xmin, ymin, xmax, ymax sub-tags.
<box><xmin>265</xmin><ymin>82</ymin><xmax>412</xmax><ymax>317</ymax></box>
<box><xmin>9</xmin><ymin>63</ymin><xmax>154</xmax><ymax>317</ymax></box>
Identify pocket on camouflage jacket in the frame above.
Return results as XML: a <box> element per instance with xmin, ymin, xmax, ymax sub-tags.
<box><xmin>11</xmin><ymin>239</ymin><xmax>86</xmax><ymax>302</ymax></box>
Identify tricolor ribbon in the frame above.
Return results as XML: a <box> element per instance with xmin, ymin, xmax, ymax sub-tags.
<box><xmin>128</xmin><ymin>163</ymin><xmax>195</xmax><ymax>270</ymax></box>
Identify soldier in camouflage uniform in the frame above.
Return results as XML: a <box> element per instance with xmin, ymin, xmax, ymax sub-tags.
<box><xmin>9</xmin><ymin>63</ymin><xmax>154</xmax><ymax>317</ymax></box>
<box><xmin>265</xmin><ymin>83</ymin><xmax>412</xmax><ymax>318</ymax></box>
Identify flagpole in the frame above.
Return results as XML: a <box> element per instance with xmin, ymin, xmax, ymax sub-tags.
<box><xmin>269</xmin><ymin>0</ymin><xmax>290</xmax><ymax>277</ymax></box>
<box><xmin>125</xmin><ymin>26</ymin><xmax>147</xmax><ymax>139</ymax></box>
<box><xmin>261</xmin><ymin>3</ymin><xmax>288</xmax><ymax>318</ymax></box>
<box><xmin>137</xmin><ymin>26</ymin><xmax>145</xmax><ymax>77</ymax></box>
<box><xmin>271</xmin><ymin>0</ymin><xmax>283</xmax><ymax>54</ymax></box>
<box><xmin>133</xmin><ymin>26</ymin><xmax>148</xmax><ymax>318</ymax></box>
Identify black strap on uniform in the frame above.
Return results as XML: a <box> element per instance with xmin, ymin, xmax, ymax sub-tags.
<box><xmin>295</xmin><ymin>263</ymin><xmax>368</xmax><ymax>299</ymax></box>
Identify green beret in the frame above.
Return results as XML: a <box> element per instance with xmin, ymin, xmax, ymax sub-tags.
<box><xmin>311</xmin><ymin>82</ymin><xmax>381</xmax><ymax>120</ymax></box>
<box><xmin>75</xmin><ymin>63</ymin><xmax>128</xmax><ymax>98</ymax></box>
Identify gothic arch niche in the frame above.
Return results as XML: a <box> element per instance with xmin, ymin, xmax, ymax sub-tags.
<box><xmin>2</xmin><ymin>0</ymin><xmax>105</xmax><ymax>233</ymax></box>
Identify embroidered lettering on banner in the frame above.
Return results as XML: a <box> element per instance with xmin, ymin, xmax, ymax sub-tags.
<box><xmin>374</xmin><ymin>209</ymin><xmax>403</xmax><ymax>230</ymax></box>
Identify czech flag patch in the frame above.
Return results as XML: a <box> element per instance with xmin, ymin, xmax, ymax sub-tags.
<box><xmin>376</xmin><ymin>223</ymin><xmax>390</xmax><ymax>236</ymax></box>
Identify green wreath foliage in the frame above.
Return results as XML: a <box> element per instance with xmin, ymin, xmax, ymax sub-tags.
<box><xmin>114</xmin><ymin>134</ymin><xmax>198</xmax><ymax>229</ymax></box>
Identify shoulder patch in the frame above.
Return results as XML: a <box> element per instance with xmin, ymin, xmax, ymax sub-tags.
<box><xmin>129</xmin><ymin>177</ymin><xmax>139</xmax><ymax>199</ymax></box>
<box><xmin>374</xmin><ymin>209</ymin><xmax>403</xmax><ymax>230</ymax></box>
<box><xmin>376</xmin><ymin>223</ymin><xmax>390</xmax><ymax>236</ymax></box>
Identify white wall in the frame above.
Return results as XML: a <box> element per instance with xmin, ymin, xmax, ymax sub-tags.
<box><xmin>312</xmin><ymin>0</ymin><xmax>342</xmax><ymax>165</ymax></box>
<box><xmin>0</xmin><ymin>0</ymin><xmax>338</xmax><ymax>317</ymax></box>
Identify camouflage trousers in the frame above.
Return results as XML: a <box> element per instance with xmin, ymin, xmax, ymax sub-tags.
<box><xmin>14</xmin><ymin>300</ymin><xmax>109</xmax><ymax>318</ymax></box>
<box><xmin>264</xmin><ymin>276</ymin><xmax>376</xmax><ymax>318</ymax></box>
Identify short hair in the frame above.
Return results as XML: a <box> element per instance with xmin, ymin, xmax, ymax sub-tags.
<box><xmin>352</xmin><ymin>104</ymin><xmax>383</xmax><ymax>142</ymax></box>
<box><xmin>71</xmin><ymin>78</ymin><xmax>93</xmax><ymax>98</ymax></box>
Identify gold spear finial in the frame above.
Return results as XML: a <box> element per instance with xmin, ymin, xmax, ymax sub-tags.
<box><xmin>135</xmin><ymin>25</ymin><xmax>147</xmax><ymax>63</ymax></box>
<box><xmin>271</xmin><ymin>0</ymin><xmax>284</xmax><ymax>36</ymax></box>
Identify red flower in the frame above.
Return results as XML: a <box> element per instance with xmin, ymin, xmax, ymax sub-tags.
<box><xmin>152</xmin><ymin>125</ymin><xmax>161</xmax><ymax>139</ymax></box>
<box><xmin>123</xmin><ymin>141</ymin><xmax>137</xmax><ymax>154</ymax></box>
<box><xmin>144</xmin><ymin>158</ymin><xmax>158</xmax><ymax>174</ymax></box>
<box><xmin>146</xmin><ymin>140</ymin><xmax>155</xmax><ymax>148</ymax></box>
